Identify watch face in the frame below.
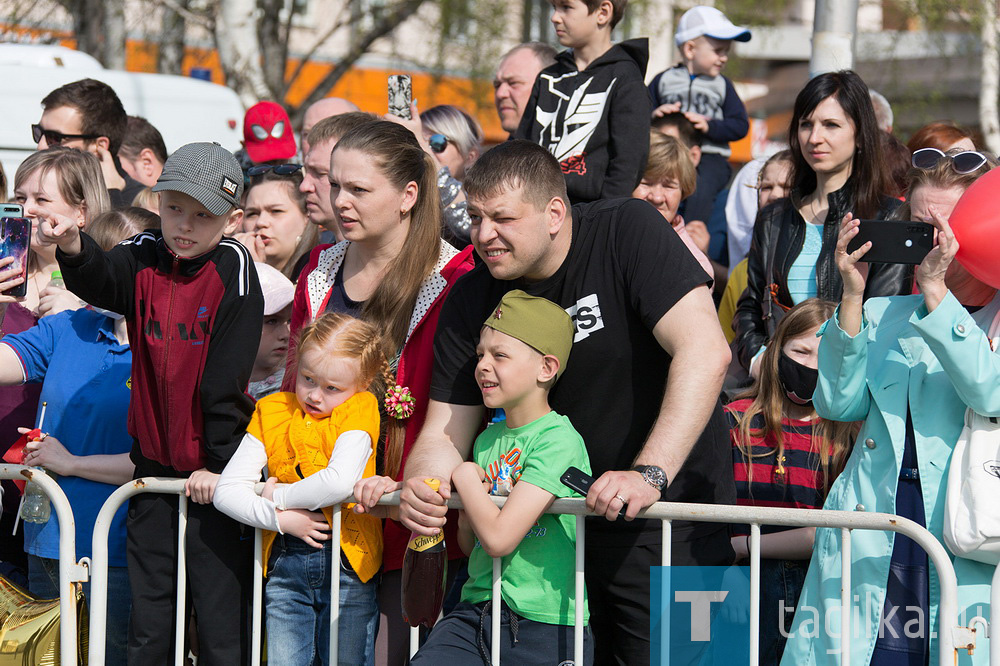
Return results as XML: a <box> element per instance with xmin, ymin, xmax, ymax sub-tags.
<box><xmin>643</xmin><ymin>466</ymin><xmax>667</xmax><ymax>488</ymax></box>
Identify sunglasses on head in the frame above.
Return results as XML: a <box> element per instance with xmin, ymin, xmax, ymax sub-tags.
<box><xmin>428</xmin><ymin>134</ymin><xmax>450</xmax><ymax>154</ymax></box>
<box><xmin>31</xmin><ymin>124</ymin><xmax>100</xmax><ymax>146</ymax></box>
<box><xmin>245</xmin><ymin>163</ymin><xmax>303</xmax><ymax>176</ymax></box>
<box><xmin>911</xmin><ymin>147</ymin><xmax>988</xmax><ymax>174</ymax></box>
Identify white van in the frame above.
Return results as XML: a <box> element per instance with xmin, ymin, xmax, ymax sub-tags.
<box><xmin>0</xmin><ymin>44</ymin><xmax>244</xmax><ymax>183</ymax></box>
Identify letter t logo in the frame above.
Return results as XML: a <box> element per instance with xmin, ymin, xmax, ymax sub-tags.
<box><xmin>675</xmin><ymin>590</ymin><xmax>729</xmax><ymax>641</ymax></box>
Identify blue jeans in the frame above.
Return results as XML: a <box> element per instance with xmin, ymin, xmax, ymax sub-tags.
<box><xmin>28</xmin><ymin>554</ymin><xmax>131</xmax><ymax>666</ymax></box>
<box><xmin>266</xmin><ymin>536</ymin><xmax>378</xmax><ymax>666</ymax></box>
<box><xmin>759</xmin><ymin>558</ymin><xmax>808</xmax><ymax>666</ymax></box>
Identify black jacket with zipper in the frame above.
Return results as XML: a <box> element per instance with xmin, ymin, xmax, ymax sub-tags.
<box><xmin>733</xmin><ymin>185</ymin><xmax>912</xmax><ymax>370</ymax></box>
<box><xmin>514</xmin><ymin>39</ymin><xmax>651</xmax><ymax>203</ymax></box>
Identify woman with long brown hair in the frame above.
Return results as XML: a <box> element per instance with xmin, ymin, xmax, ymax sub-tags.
<box><xmin>284</xmin><ymin>119</ymin><xmax>475</xmax><ymax>664</ymax></box>
<box><xmin>726</xmin><ymin>298</ymin><xmax>855</xmax><ymax>665</ymax></box>
<box><xmin>733</xmin><ymin>71</ymin><xmax>911</xmax><ymax>375</ymax></box>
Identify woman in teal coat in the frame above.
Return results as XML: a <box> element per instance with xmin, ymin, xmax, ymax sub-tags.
<box><xmin>780</xmin><ymin>153</ymin><xmax>996</xmax><ymax>666</ymax></box>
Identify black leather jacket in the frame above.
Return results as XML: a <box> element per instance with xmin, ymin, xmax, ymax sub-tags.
<box><xmin>733</xmin><ymin>186</ymin><xmax>911</xmax><ymax>369</ymax></box>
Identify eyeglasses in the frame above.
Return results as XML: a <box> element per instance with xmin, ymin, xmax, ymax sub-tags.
<box><xmin>245</xmin><ymin>163</ymin><xmax>303</xmax><ymax>176</ymax></box>
<box><xmin>911</xmin><ymin>147</ymin><xmax>989</xmax><ymax>174</ymax></box>
<box><xmin>428</xmin><ymin>134</ymin><xmax>450</xmax><ymax>154</ymax></box>
<box><xmin>31</xmin><ymin>124</ymin><xmax>100</xmax><ymax>146</ymax></box>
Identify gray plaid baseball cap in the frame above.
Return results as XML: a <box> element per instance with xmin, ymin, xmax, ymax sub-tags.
<box><xmin>152</xmin><ymin>142</ymin><xmax>243</xmax><ymax>216</ymax></box>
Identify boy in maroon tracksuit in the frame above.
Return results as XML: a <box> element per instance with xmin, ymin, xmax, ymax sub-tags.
<box><xmin>38</xmin><ymin>142</ymin><xmax>263</xmax><ymax>665</ymax></box>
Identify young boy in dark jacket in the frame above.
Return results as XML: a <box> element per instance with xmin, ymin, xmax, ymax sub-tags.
<box><xmin>38</xmin><ymin>142</ymin><xmax>263</xmax><ymax>665</ymax></box>
<box><xmin>514</xmin><ymin>0</ymin><xmax>649</xmax><ymax>203</ymax></box>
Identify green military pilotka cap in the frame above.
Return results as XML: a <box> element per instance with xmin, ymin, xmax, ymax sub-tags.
<box><xmin>482</xmin><ymin>290</ymin><xmax>575</xmax><ymax>379</ymax></box>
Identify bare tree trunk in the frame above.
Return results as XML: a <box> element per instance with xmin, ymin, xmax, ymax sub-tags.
<box><xmin>258</xmin><ymin>0</ymin><xmax>287</xmax><ymax>99</ymax></box>
<box><xmin>214</xmin><ymin>0</ymin><xmax>271</xmax><ymax>108</ymax></box>
<box><xmin>158</xmin><ymin>0</ymin><xmax>188</xmax><ymax>75</ymax></box>
<box><xmin>70</xmin><ymin>0</ymin><xmax>105</xmax><ymax>63</ymax></box>
<box><xmin>981</xmin><ymin>0</ymin><xmax>1000</xmax><ymax>153</ymax></box>
<box><xmin>645</xmin><ymin>1</ymin><xmax>674</xmax><ymax>85</ymax></box>
<box><xmin>104</xmin><ymin>0</ymin><xmax>127</xmax><ymax>70</ymax></box>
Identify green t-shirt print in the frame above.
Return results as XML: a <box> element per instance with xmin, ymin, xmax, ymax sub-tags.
<box><xmin>460</xmin><ymin>411</ymin><xmax>592</xmax><ymax>625</ymax></box>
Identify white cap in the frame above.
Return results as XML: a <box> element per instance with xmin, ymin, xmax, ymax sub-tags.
<box><xmin>675</xmin><ymin>6</ymin><xmax>751</xmax><ymax>48</ymax></box>
<box><xmin>255</xmin><ymin>262</ymin><xmax>295</xmax><ymax>315</ymax></box>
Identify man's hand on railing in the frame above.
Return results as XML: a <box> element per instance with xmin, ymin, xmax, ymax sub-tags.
<box><xmin>184</xmin><ymin>469</ymin><xmax>220</xmax><ymax>504</ymax></box>
<box><xmin>352</xmin><ymin>476</ymin><xmax>402</xmax><ymax>519</ymax></box>
<box><xmin>398</xmin><ymin>476</ymin><xmax>450</xmax><ymax>536</ymax></box>
<box><xmin>587</xmin><ymin>470</ymin><xmax>661</xmax><ymax>522</ymax></box>
<box><xmin>276</xmin><ymin>508</ymin><xmax>331</xmax><ymax>548</ymax></box>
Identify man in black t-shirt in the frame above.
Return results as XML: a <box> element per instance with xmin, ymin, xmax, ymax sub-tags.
<box><xmin>395</xmin><ymin>141</ymin><xmax>734</xmax><ymax>665</ymax></box>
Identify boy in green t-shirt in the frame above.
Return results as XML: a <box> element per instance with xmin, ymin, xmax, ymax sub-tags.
<box><xmin>411</xmin><ymin>290</ymin><xmax>593</xmax><ymax>665</ymax></box>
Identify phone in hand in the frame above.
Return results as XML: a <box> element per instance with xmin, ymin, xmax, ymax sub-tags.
<box><xmin>0</xmin><ymin>204</ymin><xmax>23</xmax><ymax>219</ymax></box>
<box><xmin>846</xmin><ymin>220</ymin><xmax>935</xmax><ymax>265</ymax></box>
<box><xmin>388</xmin><ymin>74</ymin><xmax>412</xmax><ymax>119</ymax></box>
<box><xmin>0</xmin><ymin>217</ymin><xmax>31</xmax><ymax>298</ymax></box>
<box><xmin>560</xmin><ymin>466</ymin><xmax>626</xmax><ymax>517</ymax></box>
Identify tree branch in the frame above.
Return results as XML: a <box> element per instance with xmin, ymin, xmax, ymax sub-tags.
<box><xmin>293</xmin><ymin>0</ymin><xmax>429</xmax><ymax>114</ymax></box>
<box><xmin>285</xmin><ymin>3</ymin><xmax>353</xmax><ymax>92</ymax></box>
<box><xmin>153</xmin><ymin>0</ymin><xmax>214</xmax><ymax>30</ymax></box>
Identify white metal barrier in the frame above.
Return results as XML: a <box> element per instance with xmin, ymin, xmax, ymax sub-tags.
<box><xmin>0</xmin><ymin>463</ymin><xmax>85</xmax><ymax>666</ymax></box>
<box><xmin>77</xmin><ymin>479</ymin><xmax>998</xmax><ymax>666</ymax></box>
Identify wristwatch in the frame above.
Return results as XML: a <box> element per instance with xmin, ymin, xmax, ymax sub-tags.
<box><xmin>633</xmin><ymin>465</ymin><xmax>668</xmax><ymax>492</ymax></box>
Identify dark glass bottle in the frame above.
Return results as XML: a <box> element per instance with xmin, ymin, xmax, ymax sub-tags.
<box><xmin>401</xmin><ymin>478</ymin><xmax>447</xmax><ymax>628</ymax></box>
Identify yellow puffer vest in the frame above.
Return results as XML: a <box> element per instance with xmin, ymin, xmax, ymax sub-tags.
<box><xmin>248</xmin><ymin>391</ymin><xmax>382</xmax><ymax>582</ymax></box>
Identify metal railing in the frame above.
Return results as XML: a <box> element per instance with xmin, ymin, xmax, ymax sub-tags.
<box><xmin>45</xmin><ymin>475</ymin><xmax>999</xmax><ymax>666</ymax></box>
<box><xmin>0</xmin><ymin>464</ymin><xmax>86</xmax><ymax>666</ymax></box>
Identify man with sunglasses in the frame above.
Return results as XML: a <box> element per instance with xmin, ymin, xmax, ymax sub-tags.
<box><xmin>34</xmin><ymin>78</ymin><xmax>144</xmax><ymax>208</ymax></box>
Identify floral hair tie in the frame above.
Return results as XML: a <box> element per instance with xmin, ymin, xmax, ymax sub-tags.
<box><xmin>385</xmin><ymin>384</ymin><xmax>415</xmax><ymax>420</ymax></box>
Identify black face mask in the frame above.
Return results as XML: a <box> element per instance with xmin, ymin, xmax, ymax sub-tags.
<box><xmin>778</xmin><ymin>352</ymin><xmax>818</xmax><ymax>405</ymax></box>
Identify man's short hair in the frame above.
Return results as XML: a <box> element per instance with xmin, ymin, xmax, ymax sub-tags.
<box><xmin>580</xmin><ymin>0</ymin><xmax>628</xmax><ymax>28</ymax></box>
<box><xmin>120</xmin><ymin>116</ymin><xmax>168</xmax><ymax>164</ymax></box>
<box><xmin>41</xmin><ymin>78</ymin><xmax>128</xmax><ymax>154</ymax></box>
<box><xmin>304</xmin><ymin>111</ymin><xmax>379</xmax><ymax>152</ymax></box>
<box><xmin>651</xmin><ymin>113</ymin><xmax>703</xmax><ymax>148</ymax></box>
<box><xmin>501</xmin><ymin>42</ymin><xmax>558</xmax><ymax>68</ymax></box>
<box><xmin>464</xmin><ymin>140</ymin><xmax>569</xmax><ymax>210</ymax></box>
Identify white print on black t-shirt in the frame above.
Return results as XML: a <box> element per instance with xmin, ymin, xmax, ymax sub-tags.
<box><xmin>535</xmin><ymin>74</ymin><xmax>616</xmax><ymax>164</ymax></box>
<box><xmin>565</xmin><ymin>294</ymin><xmax>604</xmax><ymax>342</ymax></box>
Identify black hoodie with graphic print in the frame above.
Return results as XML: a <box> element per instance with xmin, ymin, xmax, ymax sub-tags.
<box><xmin>514</xmin><ymin>38</ymin><xmax>650</xmax><ymax>204</ymax></box>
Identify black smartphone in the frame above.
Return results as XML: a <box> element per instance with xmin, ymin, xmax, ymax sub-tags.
<box><xmin>0</xmin><ymin>204</ymin><xmax>23</xmax><ymax>219</ymax></box>
<box><xmin>0</xmin><ymin>217</ymin><xmax>31</xmax><ymax>298</ymax></box>
<box><xmin>846</xmin><ymin>220</ymin><xmax>934</xmax><ymax>264</ymax></box>
<box><xmin>387</xmin><ymin>74</ymin><xmax>412</xmax><ymax>119</ymax></box>
<box><xmin>560</xmin><ymin>466</ymin><xmax>626</xmax><ymax>517</ymax></box>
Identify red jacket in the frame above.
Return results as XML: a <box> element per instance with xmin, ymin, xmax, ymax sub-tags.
<box><xmin>58</xmin><ymin>231</ymin><xmax>262</xmax><ymax>474</ymax></box>
<box><xmin>286</xmin><ymin>241</ymin><xmax>475</xmax><ymax>569</ymax></box>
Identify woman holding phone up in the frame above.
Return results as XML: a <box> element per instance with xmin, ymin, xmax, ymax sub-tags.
<box><xmin>780</xmin><ymin>142</ymin><xmax>998</xmax><ymax>666</ymax></box>
<box><xmin>733</xmin><ymin>71</ymin><xmax>910</xmax><ymax>375</ymax></box>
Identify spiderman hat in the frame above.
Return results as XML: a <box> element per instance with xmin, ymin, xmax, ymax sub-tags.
<box><xmin>243</xmin><ymin>101</ymin><xmax>296</xmax><ymax>163</ymax></box>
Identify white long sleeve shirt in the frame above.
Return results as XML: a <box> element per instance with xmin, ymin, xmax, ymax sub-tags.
<box><xmin>213</xmin><ymin>430</ymin><xmax>372</xmax><ymax>533</ymax></box>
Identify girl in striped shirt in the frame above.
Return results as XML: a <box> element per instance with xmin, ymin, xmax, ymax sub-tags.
<box><xmin>725</xmin><ymin>298</ymin><xmax>856</xmax><ymax>664</ymax></box>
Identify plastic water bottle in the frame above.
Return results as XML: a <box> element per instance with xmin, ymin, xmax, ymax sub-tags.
<box><xmin>48</xmin><ymin>270</ymin><xmax>64</xmax><ymax>290</ymax></box>
<box><xmin>20</xmin><ymin>471</ymin><xmax>51</xmax><ymax>524</ymax></box>
<box><xmin>19</xmin><ymin>405</ymin><xmax>52</xmax><ymax>524</ymax></box>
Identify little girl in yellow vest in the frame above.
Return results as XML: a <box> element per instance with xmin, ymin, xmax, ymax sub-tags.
<box><xmin>214</xmin><ymin>312</ymin><xmax>396</xmax><ymax>666</ymax></box>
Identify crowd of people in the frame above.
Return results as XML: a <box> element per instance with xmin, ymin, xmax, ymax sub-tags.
<box><xmin>0</xmin><ymin>0</ymin><xmax>996</xmax><ymax>665</ymax></box>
